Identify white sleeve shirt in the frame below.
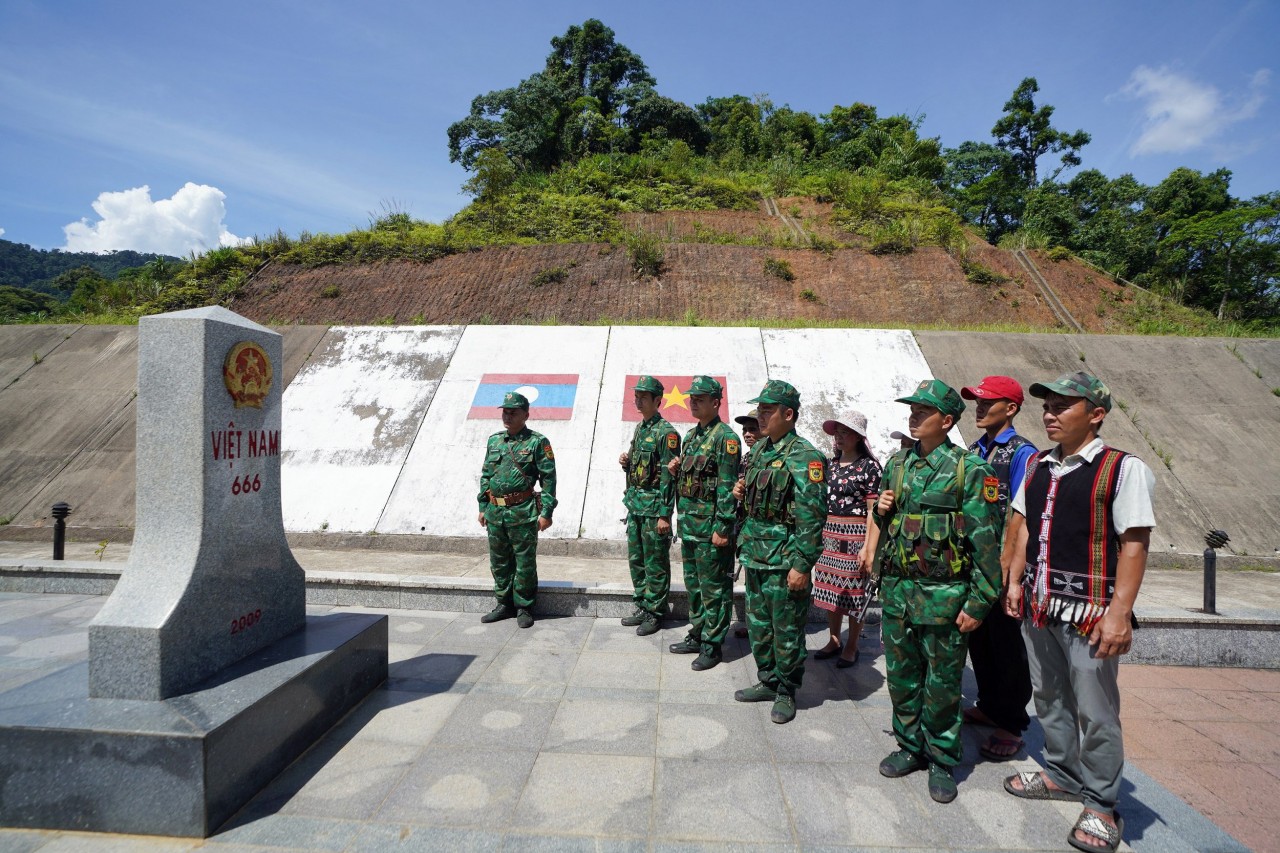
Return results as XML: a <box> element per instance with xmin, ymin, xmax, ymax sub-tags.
<box><xmin>1011</xmin><ymin>437</ymin><xmax>1156</xmax><ymax>534</ymax></box>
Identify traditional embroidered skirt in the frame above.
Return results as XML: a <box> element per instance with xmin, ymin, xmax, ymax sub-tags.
<box><xmin>812</xmin><ymin>514</ymin><xmax>869</xmax><ymax>615</ymax></box>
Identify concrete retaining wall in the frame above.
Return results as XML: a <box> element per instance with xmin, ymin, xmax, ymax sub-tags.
<box><xmin>2</xmin><ymin>324</ymin><xmax>1277</xmax><ymax>560</ymax></box>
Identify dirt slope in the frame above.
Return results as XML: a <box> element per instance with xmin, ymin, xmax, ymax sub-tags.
<box><xmin>228</xmin><ymin>208</ymin><xmax>1129</xmax><ymax>330</ymax></box>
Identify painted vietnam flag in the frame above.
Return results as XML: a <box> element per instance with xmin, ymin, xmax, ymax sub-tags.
<box><xmin>622</xmin><ymin>375</ymin><xmax>729</xmax><ymax>423</ymax></box>
<box><xmin>468</xmin><ymin>373</ymin><xmax>579</xmax><ymax>420</ymax></box>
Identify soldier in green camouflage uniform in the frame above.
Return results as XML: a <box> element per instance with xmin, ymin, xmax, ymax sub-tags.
<box><xmin>668</xmin><ymin>375</ymin><xmax>740</xmax><ymax>671</ymax></box>
<box><xmin>731</xmin><ymin>380</ymin><xmax>828</xmax><ymax>725</ymax></box>
<box><xmin>477</xmin><ymin>391</ymin><xmax>558</xmax><ymax>629</ymax></box>
<box><xmin>618</xmin><ymin>375</ymin><xmax>680</xmax><ymax>636</ymax></box>
<box><xmin>870</xmin><ymin>379</ymin><xmax>1001</xmax><ymax>802</ymax></box>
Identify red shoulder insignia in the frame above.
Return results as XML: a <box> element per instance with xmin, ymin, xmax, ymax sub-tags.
<box><xmin>807</xmin><ymin>459</ymin><xmax>824</xmax><ymax>483</ymax></box>
<box><xmin>725</xmin><ymin>438</ymin><xmax>739</xmax><ymax>456</ymax></box>
<box><xmin>543</xmin><ymin>441</ymin><xmax>555</xmax><ymax>461</ymax></box>
<box><xmin>667</xmin><ymin>432</ymin><xmax>678</xmax><ymax>450</ymax></box>
<box><xmin>982</xmin><ymin>475</ymin><xmax>999</xmax><ymax>503</ymax></box>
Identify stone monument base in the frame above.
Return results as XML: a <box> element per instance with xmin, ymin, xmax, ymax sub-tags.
<box><xmin>0</xmin><ymin>613</ymin><xmax>387</xmax><ymax>837</ymax></box>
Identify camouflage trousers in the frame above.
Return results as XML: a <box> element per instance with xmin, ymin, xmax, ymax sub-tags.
<box><xmin>882</xmin><ymin>612</ymin><xmax>969</xmax><ymax>767</ymax></box>
<box><xmin>745</xmin><ymin>568</ymin><xmax>810</xmax><ymax>697</ymax></box>
<box><xmin>487</xmin><ymin>519</ymin><xmax>539</xmax><ymax>609</ymax></box>
<box><xmin>680</xmin><ymin>538</ymin><xmax>734</xmax><ymax>653</ymax></box>
<box><xmin>627</xmin><ymin>514</ymin><xmax>671</xmax><ymax>616</ymax></box>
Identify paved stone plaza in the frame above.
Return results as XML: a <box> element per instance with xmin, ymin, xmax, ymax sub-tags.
<box><xmin>0</xmin><ymin>590</ymin><xmax>1260</xmax><ymax>852</ymax></box>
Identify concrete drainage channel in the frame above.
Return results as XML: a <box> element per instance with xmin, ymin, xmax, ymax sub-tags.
<box><xmin>4</xmin><ymin>557</ymin><xmax>1277</xmax><ymax>670</ymax></box>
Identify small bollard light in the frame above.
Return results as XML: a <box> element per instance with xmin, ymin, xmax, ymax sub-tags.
<box><xmin>51</xmin><ymin>502</ymin><xmax>72</xmax><ymax>561</ymax></box>
<box><xmin>1203</xmin><ymin>529</ymin><xmax>1230</xmax><ymax>615</ymax></box>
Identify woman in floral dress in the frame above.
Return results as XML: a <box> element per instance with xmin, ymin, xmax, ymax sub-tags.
<box><xmin>812</xmin><ymin>411</ymin><xmax>882</xmax><ymax>667</ymax></box>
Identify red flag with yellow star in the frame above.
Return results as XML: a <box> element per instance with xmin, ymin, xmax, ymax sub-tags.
<box><xmin>622</xmin><ymin>375</ymin><xmax>729</xmax><ymax>423</ymax></box>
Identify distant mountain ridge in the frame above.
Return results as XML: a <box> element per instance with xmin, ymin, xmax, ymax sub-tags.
<box><xmin>0</xmin><ymin>239</ymin><xmax>179</xmax><ymax>294</ymax></box>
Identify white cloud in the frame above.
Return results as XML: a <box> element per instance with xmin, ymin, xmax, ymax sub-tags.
<box><xmin>63</xmin><ymin>183</ymin><xmax>245</xmax><ymax>256</ymax></box>
<box><xmin>1120</xmin><ymin>65</ymin><xmax>1269</xmax><ymax>156</ymax></box>
<box><xmin>0</xmin><ymin>227</ymin><xmax>5</xmax><ymax>239</ymax></box>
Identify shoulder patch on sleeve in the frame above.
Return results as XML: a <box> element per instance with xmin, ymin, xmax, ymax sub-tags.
<box><xmin>982</xmin><ymin>475</ymin><xmax>999</xmax><ymax>503</ymax></box>
<box><xmin>807</xmin><ymin>459</ymin><xmax>825</xmax><ymax>483</ymax></box>
<box><xmin>667</xmin><ymin>432</ymin><xmax>679</xmax><ymax>450</ymax></box>
<box><xmin>543</xmin><ymin>440</ymin><xmax>554</xmax><ymax>460</ymax></box>
<box><xmin>725</xmin><ymin>438</ymin><xmax>739</xmax><ymax>456</ymax></box>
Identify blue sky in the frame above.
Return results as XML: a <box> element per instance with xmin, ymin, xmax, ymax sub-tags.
<box><xmin>0</xmin><ymin>0</ymin><xmax>1275</xmax><ymax>254</ymax></box>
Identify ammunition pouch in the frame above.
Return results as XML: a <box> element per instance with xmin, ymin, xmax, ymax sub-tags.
<box><xmin>678</xmin><ymin>452</ymin><xmax>716</xmax><ymax>500</ymax></box>
<box><xmin>628</xmin><ymin>449</ymin><xmax>660</xmax><ymax>489</ymax></box>
<box><xmin>885</xmin><ymin>502</ymin><xmax>968</xmax><ymax>581</ymax></box>
<box><xmin>744</xmin><ymin>464</ymin><xmax>795</xmax><ymax>525</ymax></box>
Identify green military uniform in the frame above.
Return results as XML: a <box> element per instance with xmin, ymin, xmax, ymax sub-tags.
<box><xmin>672</xmin><ymin>376</ymin><xmax>740</xmax><ymax>664</ymax></box>
<box><xmin>874</xmin><ymin>380</ymin><xmax>1001</xmax><ymax>770</ymax></box>
<box><xmin>622</xmin><ymin>376</ymin><xmax>679</xmax><ymax>622</ymax></box>
<box><xmin>478</xmin><ymin>393</ymin><xmax>557</xmax><ymax>612</ymax></box>
<box><xmin>737</xmin><ymin>381</ymin><xmax>827</xmax><ymax>713</ymax></box>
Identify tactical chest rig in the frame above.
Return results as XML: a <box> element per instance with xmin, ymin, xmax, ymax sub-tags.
<box><xmin>881</xmin><ymin>452</ymin><xmax>969</xmax><ymax>580</ymax></box>
<box><xmin>744</xmin><ymin>455</ymin><xmax>796</xmax><ymax>526</ymax></box>
<box><xmin>677</xmin><ymin>429</ymin><xmax>720</xmax><ymax>504</ymax></box>
<box><xmin>628</xmin><ymin>430</ymin><xmax>661</xmax><ymax>490</ymax></box>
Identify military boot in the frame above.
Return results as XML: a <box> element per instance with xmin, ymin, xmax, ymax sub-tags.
<box><xmin>928</xmin><ymin>763</ymin><xmax>957</xmax><ymax>803</ymax></box>
<box><xmin>668</xmin><ymin>636</ymin><xmax>700</xmax><ymax>654</ymax></box>
<box><xmin>516</xmin><ymin>609</ymin><xmax>534</xmax><ymax>629</ymax></box>
<box><xmin>770</xmin><ymin>693</ymin><xmax>796</xmax><ymax>724</ymax></box>
<box><xmin>734</xmin><ymin>682</ymin><xmax>777</xmax><ymax>702</ymax></box>
<box><xmin>691</xmin><ymin>644</ymin><xmax>721</xmax><ymax>671</ymax></box>
<box><xmin>879</xmin><ymin>749</ymin><xmax>928</xmax><ymax>778</ymax></box>
<box><xmin>635</xmin><ymin>613</ymin><xmax>661</xmax><ymax>636</ymax></box>
<box><xmin>620</xmin><ymin>608</ymin><xmax>645</xmax><ymax>627</ymax></box>
<box><xmin>481</xmin><ymin>604</ymin><xmax>515</xmax><ymax>624</ymax></box>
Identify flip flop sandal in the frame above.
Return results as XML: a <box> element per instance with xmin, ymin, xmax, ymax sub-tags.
<box><xmin>980</xmin><ymin>735</ymin><xmax>1025</xmax><ymax>761</ymax></box>
<box><xmin>963</xmin><ymin>707</ymin><xmax>993</xmax><ymax>726</ymax></box>
<box><xmin>1067</xmin><ymin>810</ymin><xmax>1123</xmax><ymax>853</ymax></box>
<box><xmin>1003</xmin><ymin>771</ymin><xmax>1081</xmax><ymax>802</ymax></box>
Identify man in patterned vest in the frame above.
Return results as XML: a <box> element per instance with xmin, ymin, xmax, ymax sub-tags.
<box><xmin>667</xmin><ymin>375</ymin><xmax>740</xmax><ymax>671</ymax></box>
<box><xmin>731</xmin><ymin>380</ymin><xmax>827</xmax><ymax>724</ymax></box>
<box><xmin>869</xmin><ymin>379</ymin><xmax>1002</xmax><ymax>803</ymax></box>
<box><xmin>477</xmin><ymin>391</ymin><xmax>557</xmax><ymax>629</ymax></box>
<box><xmin>618</xmin><ymin>375</ymin><xmax>680</xmax><ymax>636</ymax></box>
<box><xmin>959</xmin><ymin>376</ymin><xmax>1038</xmax><ymax>762</ymax></box>
<box><xmin>1003</xmin><ymin>372</ymin><xmax>1155</xmax><ymax>853</ymax></box>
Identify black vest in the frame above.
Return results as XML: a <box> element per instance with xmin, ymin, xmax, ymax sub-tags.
<box><xmin>968</xmin><ymin>432</ymin><xmax>1032</xmax><ymax>518</ymax></box>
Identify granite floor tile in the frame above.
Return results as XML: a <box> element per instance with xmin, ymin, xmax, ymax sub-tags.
<box><xmin>1156</xmin><ymin>666</ymin><xmax>1252</xmax><ymax>691</ymax></box>
<box><xmin>583</xmin><ymin>621</ymin><xmax>665</xmax><ymax>654</ymax></box>
<box><xmin>0</xmin><ymin>829</ymin><xmax>50</xmax><ymax>853</ymax></box>
<box><xmin>1217</xmin><ymin>667</ymin><xmax>1280</xmax><ymax>692</ymax></box>
<box><xmin>543</xmin><ymin>697</ymin><xmax>658</xmax><ymax>756</ymax></box>
<box><xmin>656</xmin><ymin>702</ymin><xmax>771</xmax><ymax>761</ymax></box>
<box><xmin>211</xmin><ymin>813</ymin><xmax>362</xmax><ymax>851</ymax></box>
<box><xmin>1123</xmin><ymin>718</ymin><xmax>1240</xmax><ymax>763</ymax></box>
<box><xmin>1200</xmin><ymin>689</ymin><xmax>1280</xmax><ymax>723</ymax></box>
<box><xmin>479</xmin><ymin>648</ymin><xmax>579</xmax><ymax>686</ymax></box>
<box><xmin>1201</xmin><ymin>813</ymin><xmax>1273</xmax><ymax>853</ymax></box>
<box><xmin>502</xmin><ymin>615</ymin><xmax>593</xmax><ymax>651</ymax></box>
<box><xmin>429</xmin><ymin>693</ymin><xmax>559</xmax><ymax>752</ymax></box>
<box><xmin>510</xmin><ymin>753</ymin><xmax>655</xmax><ymax>836</ymax></box>
<box><xmin>271</xmin><ymin>739</ymin><xmax>419</xmax><ymax>820</ymax></box>
<box><xmin>346</xmin><ymin>823</ymin><xmax>503</xmax><ymax>852</ymax></box>
<box><xmin>431</xmin><ymin>618</ymin><xmax>520</xmax><ymax>648</ymax></box>
<box><xmin>498</xmin><ymin>834</ymin><xmax>647</xmax><ymax>852</ymax></box>
<box><xmin>374</xmin><ymin>745</ymin><xmax>537</xmax><ymax>829</ymax></box>
<box><xmin>658</xmin><ymin>653</ymin><xmax>743</xmax><ymax>692</ymax></box>
<box><xmin>652</xmin><ymin>758</ymin><xmax>792</xmax><ymax>844</ymax></box>
<box><xmin>776</xmin><ymin>761</ymin><xmax>942</xmax><ymax>849</ymax></box>
<box><xmin>658</xmin><ymin>687</ymin><xmax>743</xmax><ymax>706</ymax></box>
<box><xmin>388</xmin><ymin>645</ymin><xmax>496</xmax><ymax>688</ymax></box>
<box><xmin>762</xmin><ymin>703</ymin><xmax>882</xmax><ymax>764</ymax></box>
<box><xmin>1189</xmin><ymin>719</ymin><xmax>1280</xmax><ymax>762</ymax></box>
<box><xmin>328</xmin><ymin>688</ymin><xmax>464</xmax><ymax>746</ymax></box>
<box><xmin>569</xmin><ymin>649</ymin><xmax>660</xmax><ymax>691</ymax></box>
<box><xmin>18</xmin><ymin>835</ymin><xmax>198</xmax><ymax>852</ymax></box>
<box><xmin>1124</xmin><ymin>686</ymin><xmax>1246</xmax><ymax>722</ymax></box>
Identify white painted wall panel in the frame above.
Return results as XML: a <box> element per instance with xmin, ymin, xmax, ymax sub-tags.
<box><xmin>281</xmin><ymin>326</ymin><xmax>463</xmax><ymax>532</ymax></box>
<box><xmin>378</xmin><ymin>326</ymin><xmax>609</xmax><ymax>537</ymax></box>
<box><xmin>579</xmin><ymin>326</ymin><xmax>770</xmax><ymax>541</ymax></box>
<box><xmin>760</xmin><ymin>329</ymin><xmax>965</xmax><ymax>465</ymax></box>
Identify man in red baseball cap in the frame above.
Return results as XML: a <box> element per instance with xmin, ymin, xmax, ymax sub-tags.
<box><xmin>958</xmin><ymin>376</ymin><xmax>1038</xmax><ymax>762</ymax></box>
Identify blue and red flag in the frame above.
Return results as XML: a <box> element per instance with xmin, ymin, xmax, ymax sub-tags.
<box><xmin>468</xmin><ymin>373</ymin><xmax>579</xmax><ymax>420</ymax></box>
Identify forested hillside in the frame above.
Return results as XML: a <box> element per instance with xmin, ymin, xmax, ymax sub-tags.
<box><xmin>3</xmin><ymin>19</ymin><xmax>1275</xmax><ymax>334</ymax></box>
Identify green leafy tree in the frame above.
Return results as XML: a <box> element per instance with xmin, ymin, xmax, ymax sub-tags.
<box><xmin>992</xmin><ymin>77</ymin><xmax>1090</xmax><ymax>187</ymax></box>
<box><xmin>943</xmin><ymin>141</ymin><xmax>1023</xmax><ymax>239</ymax></box>
<box><xmin>1164</xmin><ymin>202</ymin><xmax>1278</xmax><ymax>319</ymax></box>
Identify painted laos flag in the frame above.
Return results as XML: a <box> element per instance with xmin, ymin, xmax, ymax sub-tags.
<box><xmin>468</xmin><ymin>373</ymin><xmax>579</xmax><ymax>420</ymax></box>
<box><xmin>622</xmin><ymin>375</ymin><xmax>729</xmax><ymax>423</ymax></box>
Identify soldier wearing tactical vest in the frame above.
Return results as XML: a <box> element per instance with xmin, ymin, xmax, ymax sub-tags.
<box><xmin>959</xmin><ymin>375</ymin><xmax>1038</xmax><ymax>763</ymax></box>
<box><xmin>730</xmin><ymin>380</ymin><xmax>827</xmax><ymax>725</ymax></box>
<box><xmin>476</xmin><ymin>391</ymin><xmax>557</xmax><ymax>629</ymax></box>
<box><xmin>617</xmin><ymin>375</ymin><xmax>680</xmax><ymax>636</ymax></box>
<box><xmin>864</xmin><ymin>379</ymin><xmax>1001</xmax><ymax>803</ymax></box>
<box><xmin>665</xmin><ymin>375</ymin><xmax>739</xmax><ymax>671</ymax></box>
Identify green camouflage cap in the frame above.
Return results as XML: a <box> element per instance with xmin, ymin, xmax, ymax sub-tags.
<box><xmin>895</xmin><ymin>378</ymin><xmax>965</xmax><ymax>418</ymax></box>
<box><xmin>688</xmin><ymin>375</ymin><xmax>723</xmax><ymax>396</ymax></box>
<box><xmin>632</xmin><ymin>375</ymin><xmax>664</xmax><ymax>394</ymax></box>
<box><xmin>500</xmin><ymin>391</ymin><xmax>530</xmax><ymax>410</ymax></box>
<box><xmin>749</xmin><ymin>379</ymin><xmax>801</xmax><ymax>410</ymax></box>
<box><xmin>1029</xmin><ymin>371</ymin><xmax>1113</xmax><ymax>412</ymax></box>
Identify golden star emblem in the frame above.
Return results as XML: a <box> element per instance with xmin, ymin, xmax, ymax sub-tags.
<box><xmin>662</xmin><ymin>384</ymin><xmax>690</xmax><ymax>410</ymax></box>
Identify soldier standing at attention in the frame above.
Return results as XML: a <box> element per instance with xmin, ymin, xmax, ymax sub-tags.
<box><xmin>618</xmin><ymin>376</ymin><xmax>680</xmax><ymax>636</ymax></box>
<box><xmin>959</xmin><ymin>376</ymin><xmax>1037</xmax><ymax>762</ymax></box>
<box><xmin>666</xmin><ymin>375</ymin><xmax>739</xmax><ymax>671</ymax></box>
<box><xmin>477</xmin><ymin>391</ymin><xmax>557</xmax><ymax>629</ymax></box>
<box><xmin>866</xmin><ymin>379</ymin><xmax>1001</xmax><ymax>803</ymax></box>
<box><xmin>731</xmin><ymin>380</ymin><xmax>827</xmax><ymax>724</ymax></box>
<box><xmin>731</xmin><ymin>408</ymin><xmax>761</xmax><ymax>638</ymax></box>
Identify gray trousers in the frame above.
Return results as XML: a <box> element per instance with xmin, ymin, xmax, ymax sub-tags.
<box><xmin>1022</xmin><ymin>619</ymin><xmax>1123</xmax><ymax>814</ymax></box>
